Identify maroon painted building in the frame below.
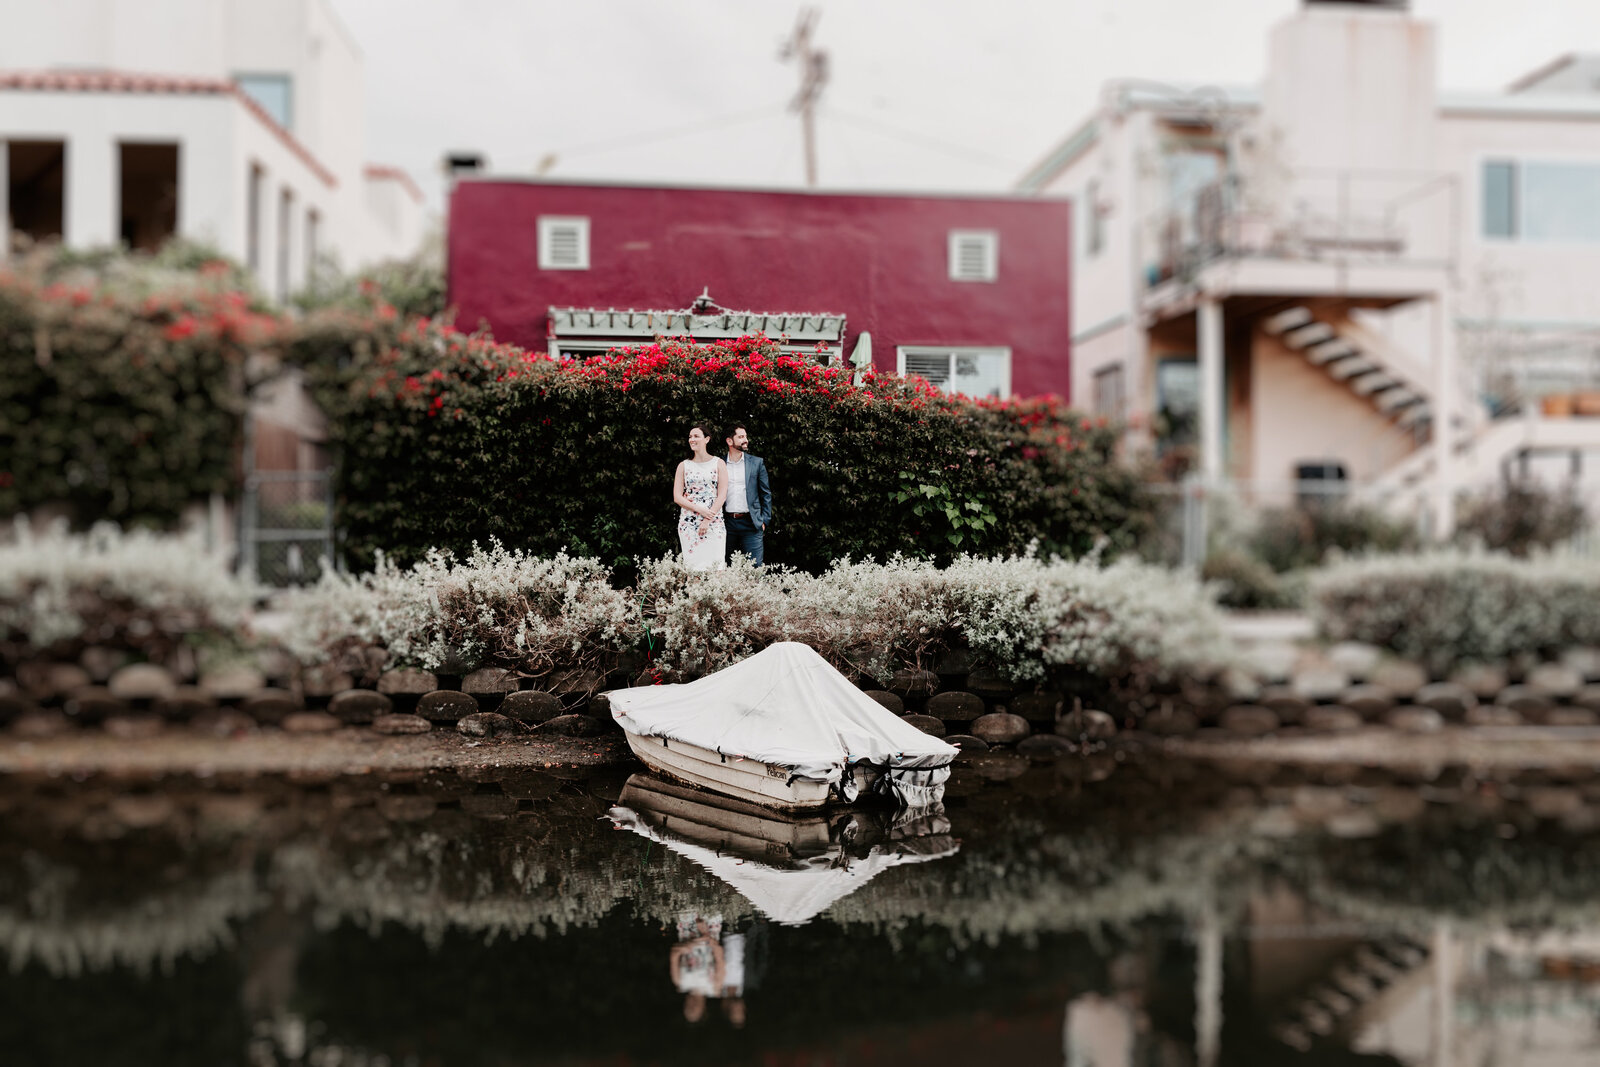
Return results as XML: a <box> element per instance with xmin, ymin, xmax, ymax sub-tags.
<box><xmin>447</xmin><ymin>179</ymin><xmax>1074</xmax><ymax>400</ymax></box>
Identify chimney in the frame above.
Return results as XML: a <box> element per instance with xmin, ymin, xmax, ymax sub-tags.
<box><xmin>1263</xmin><ymin>1</ymin><xmax>1436</xmax><ymax>175</ymax></box>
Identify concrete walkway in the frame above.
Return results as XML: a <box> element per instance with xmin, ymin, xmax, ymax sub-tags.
<box><xmin>1220</xmin><ymin>610</ymin><xmax>1315</xmax><ymax>644</ymax></box>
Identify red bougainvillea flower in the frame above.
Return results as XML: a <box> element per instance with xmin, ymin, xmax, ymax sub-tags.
<box><xmin>164</xmin><ymin>315</ymin><xmax>198</xmax><ymax>341</ymax></box>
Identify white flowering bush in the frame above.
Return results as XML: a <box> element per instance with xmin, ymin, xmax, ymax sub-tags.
<box><xmin>636</xmin><ymin>555</ymin><xmax>961</xmax><ymax>682</ymax></box>
<box><xmin>281</xmin><ymin>539</ymin><xmax>634</xmax><ymax>676</ymax></box>
<box><xmin>284</xmin><ymin>544</ymin><xmax>1233</xmax><ymax>699</ymax></box>
<box><xmin>1309</xmin><ymin>548</ymin><xmax>1600</xmax><ymax>668</ymax></box>
<box><xmin>0</xmin><ymin>520</ymin><xmax>256</xmax><ymax>665</ymax></box>
<box><xmin>639</xmin><ymin>550</ymin><xmax>1235</xmax><ymax>697</ymax></box>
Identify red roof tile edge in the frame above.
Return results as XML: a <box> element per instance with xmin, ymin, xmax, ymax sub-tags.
<box><xmin>0</xmin><ymin>69</ymin><xmax>337</xmax><ymax>188</ymax></box>
<box><xmin>364</xmin><ymin>164</ymin><xmax>424</xmax><ymax>204</ymax></box>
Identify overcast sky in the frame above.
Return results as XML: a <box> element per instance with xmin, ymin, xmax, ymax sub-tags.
<box><xmin>328</xmin><ymin>0</ymin><xmax>1600</xmax><ymax>215</ymax></box>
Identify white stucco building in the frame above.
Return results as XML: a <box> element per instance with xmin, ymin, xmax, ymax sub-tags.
<box><xmin>0</xmin><ymin>0</ymin><xmax>427</xmax><ymax>299</ymax></box>
<box><xmin>1019</xmin><ymin>0</ymin><xmax>1600</xmax><ymax>534</ymax></box>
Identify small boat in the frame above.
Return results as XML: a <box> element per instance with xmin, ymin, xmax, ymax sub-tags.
<box><xmin>607</xmin><ymin>642</ymin><xmax>957</xmax><ymax>811</ymax></box>
<box><xmin>609</xmin><ymin>772</ymin><xmax>959</xmax><ymax>925</ymax></box>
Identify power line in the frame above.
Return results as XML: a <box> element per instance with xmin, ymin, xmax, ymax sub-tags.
<box><xmin>500</xmin><ymin>103</ymin><xmax>790</xmax><ymax>172</ymax></box>
<box><xmin>821</xmin><ymin>106</ymin><xmax>1022</xmax><ymax>173</ymax></box>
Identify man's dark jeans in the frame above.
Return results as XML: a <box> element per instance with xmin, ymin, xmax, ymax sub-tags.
<box><xmin>725</xmin><ymin>514</ymin><xmax>765</xmax><ymax>565</ymax></box>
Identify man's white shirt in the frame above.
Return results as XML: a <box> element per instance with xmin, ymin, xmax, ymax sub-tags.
<box><xmin>725</xmin><ymin>455</ymin><xmax>750</xmax><ymax>513</ymax></box>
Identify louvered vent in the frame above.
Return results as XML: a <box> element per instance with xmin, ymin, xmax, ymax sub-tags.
<box><xmin>947</xmin><ymin>230</ymin><xmax>997</xmax><ymax>282</ymax></box>
<box><xmin>904</xmin><ymin>352</ymin><xmax>953</xmax><ymax>386</ymax></box>
<box><xmin>538</xmin><ymin>216</ymin><xmax>590</xmax><ymax>270</ymax></box>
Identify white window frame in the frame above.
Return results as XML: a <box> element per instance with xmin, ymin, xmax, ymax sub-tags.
<box><xmin>538</xmin><ymin>215</ymin><xmax>590</xmax><ymax>270</ymax></box>
<box><xmin>896</xmin><ymin>345</ymin><xmax>1012</xmax><ymax>399</ymax></box>
<box><xmin>947</xmin><ymin>229</ymin><xmax>998</xmax><ymax>282</ymax></box>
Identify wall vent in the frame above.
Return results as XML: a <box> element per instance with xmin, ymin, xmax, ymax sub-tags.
<box><xmin>947</xmin><ymin>229</ymin><xmax>998</xmax><ymax>282</ymax></box>
<box><xmin>538</xmin><ymin>216</ymin><xmax>590</xmax><ymax>270</ymax></box>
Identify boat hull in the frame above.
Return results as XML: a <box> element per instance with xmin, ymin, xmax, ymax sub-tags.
<box><xmin>616</xmin><ymin>774</ymin><xmax>838</xmax><ymax>862</ymax></box>
<box><xmin>623</xmin><ymin>731</ymin><xmax>871</xmax><ymax>811</ymax></box>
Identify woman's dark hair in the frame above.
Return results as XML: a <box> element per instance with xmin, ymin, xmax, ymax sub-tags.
<box><xmin>688</xmin><ymin>423</ymin><xmax>714</xmax><ymax>440</ymax></box>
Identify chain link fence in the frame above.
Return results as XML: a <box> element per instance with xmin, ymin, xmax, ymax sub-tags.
<box><xmin>240</xmin><ymin>469</ymin><xmax>335</xmax><ymax>587</ymax></box>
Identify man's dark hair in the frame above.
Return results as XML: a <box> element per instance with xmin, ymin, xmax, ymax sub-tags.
<box><xmin>725</xmin><ymin>424</ymin><xmax>747</xmax><ymax>443</ymax></box>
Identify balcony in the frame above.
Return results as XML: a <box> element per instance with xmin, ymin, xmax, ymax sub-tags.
<box><xmin>1141</xmin><ymin>166</ymin><xmax>1460</xmax><ymax>315</ymax></box>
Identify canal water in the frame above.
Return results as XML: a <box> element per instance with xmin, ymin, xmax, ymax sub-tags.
<box><xmin>5</xmin><ymin>752</ymin><xmax>1600</xmax><ymax>1066</ymax></box>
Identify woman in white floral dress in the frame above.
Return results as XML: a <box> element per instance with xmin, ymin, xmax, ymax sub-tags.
<box><xmin>672</xmin><ymin>424</ymin><xmax>728</xmax><ymax>571</ymax></box>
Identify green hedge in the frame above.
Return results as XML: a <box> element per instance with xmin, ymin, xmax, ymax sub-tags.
<box><xmin>291</xmin><ymin>313</ymin><xmax>1149</xmax><ymax>574</ymax></box>
<box><xmin>0</xmin><ymin>248</ymin><xmax>272</xmax><ymax>526</ymax></box>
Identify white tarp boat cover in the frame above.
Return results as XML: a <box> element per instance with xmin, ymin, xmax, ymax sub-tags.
<box><xmin>608</xmin><ymin>804</ymin><xmax>960</xmax><ymax>925</ymax></box>
<box><xmin>608</xmin><ymin>642</ymin><xmax>958</xmax><ymax>805</ymax></box>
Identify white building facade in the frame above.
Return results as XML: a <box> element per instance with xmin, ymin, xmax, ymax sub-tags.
<box><xmin>1019</xmin><ymin>0</ymin><xmax>1600</xmax><ymax>535</ymax></box>
<box><xmin>0</xmin><ymin>0</ymin><xmax>426</xmax><ymax>299</ymax></box>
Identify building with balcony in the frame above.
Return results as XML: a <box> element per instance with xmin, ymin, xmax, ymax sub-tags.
<box><xmin>1018</xmin><ymin>0</ymin><xmax>1600</xmax><ymax>533</ymax></box>
<box><xmin>0</xmin><ymin>0</ymin><xmax>428</xmax><ymax>299</ymax></box>
<box><xmin>448</xmin><ymin>178</ymin><xmax>1073</xmax><ymax>399</ymax></box>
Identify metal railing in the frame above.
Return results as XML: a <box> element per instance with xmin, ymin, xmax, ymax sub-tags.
<box><xmin>240</xmin><ymin>468</ymin><xmax>336</xmax><ymax>586</ymax></box>
<box><xmin>1145</xmin><ymin>166</ymin><xmax>1460</xmax><ymax>286</ymax></box>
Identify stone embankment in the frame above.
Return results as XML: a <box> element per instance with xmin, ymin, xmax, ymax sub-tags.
<box><xmin>9</xmin><ymin>628</ymin><xmax>1600</xmax><ymax>775</ymax></box>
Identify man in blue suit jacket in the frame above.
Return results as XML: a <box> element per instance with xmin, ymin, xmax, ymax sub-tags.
<box><xmin>722</xmin><ymin>424</ymin><xmax>772</xmax><ymax>565</ymax></box>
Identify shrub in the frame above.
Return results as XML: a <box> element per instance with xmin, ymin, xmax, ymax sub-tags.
<box><xmin>0</xmin><ymin>520</ymin><xmax>257</xmax><ymax>669</ymax></box>
<box><xmin>288</xmin><ymin>311</ymin><xmax>1149</xmax><ymax>575</ymax></box>
<box><xmin>284</xmin><ymin>545</ymin><xmax>1236</xmax><ymax>707</ymax></box>
<box><xmin>0</xmin><ymin>245</ymin><xmax>280</xmax><ymax>527</ymax></box>
<box><xmin>1201</xmin><ymin>547</ymin><xmax>1299</xmax><ymax>610</ymax></box>
<box><xmin>1455</xmin><ymin>481</ymin><xmax>1588</xmax><ymax>557</ymax></box>
<box><xmin>1309</xmin><ymin>549</ymin><xmax>1600</xmax><ymax>670</ymax></box>
<box><xmin>279</xmin><ymin>539</ymin><xmax>634</xmax><ymax>679</ymax></box>
<box><xmin>294</xmin><ymin>230</ymin><xmax>446</xmax><ymax>321</ymax></box>
<box><xmin>1248</xmin><ymin>501</ymin><xmax>1418</xmax><ymax>574</ymax></box>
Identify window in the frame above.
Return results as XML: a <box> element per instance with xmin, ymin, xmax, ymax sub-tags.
<box><xmin>118</xmin><ymin>142</ymin><xmax>179</xmax><ymax>251</ymax></box>
<box><xmin>305</xmin><ymin>208</ymin><xmax>320</xmax><ymax>279</ymax></box>
<box><xmin>947</xmin><ymin>229</ymin><xmax>998</xmax><ymax>282</ymax></box>
<box><xmin>1166</xmin><ymin>150</ymin><xmax>1221</xmax><ymax>211</ymax></box>
<box><xmin>897</xmin><ymin>347</ymin><xmax>1011</xmax><ymax>399</ymax></box>
<box><xmin>1483</xmin><ymin>159</ymin><xmax>1600</xmax><ymax>242</ymax></box>
<box><xmin>1155</xmin><ymin>358</ymin><xmax>1199</xmax><ymax>458</ymax></box>
<box><xmin>235</xmin><ymin>73</ymin><xmax>293</xmax><ymax>130</ymax></box>
<box><xmin>1092</xmin><ymin>363</ymin><xmax>1125</xmax><ymax>417</ymax></box>
<box><xmin>277</xmin><ymin>186</ymin><xmax>293</xmax><ymax>300</ymax></box>
<box><xmin>6</xmin><ymin>140</ymin><xmax>65</xmax><ymax>245</ymax></box>
<box><xmin>538</xmin><ymin>216</ymin><xmax>590</xmax><ymax>269</ymax></box>
<box><xmin>246</xmin><ymin>163</ymin><xmax>264</xmax><ymax>274</ymax></box>
<box><xmin>1294</xmin><ymin>460</ymin><xmax>1349</xmax><ymax>507</ymax></box>
<box><xmin>1483</xmin><ymin>160</ymin><xmax>1516</xmax><ymax>238</ymax></box>
<box><xmin>1085</xmin><ymin>179</ymin><xmax>1104</xmax><ymax>257</ymax></box>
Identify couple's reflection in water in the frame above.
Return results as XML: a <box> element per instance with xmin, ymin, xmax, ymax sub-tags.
<box><xmin>669</xmin><ymin>913</ymin><xmax>758</xmax><ymax>1027</ymax></box>
<box><xmin>609</xmin><ymin>772</ymin><xmax>961</xmax><ymax>1030</ymax></box>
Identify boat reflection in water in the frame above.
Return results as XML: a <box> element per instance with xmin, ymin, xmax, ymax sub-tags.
<box><xmin>611</xmin><ymin>772</ymin><xmax>961</xmax><ymax>1028</ymax></box>
<box><xmin>609</xmin><ymin>773</ymin><xmax>961</xmax><ymax>927</ymax></box>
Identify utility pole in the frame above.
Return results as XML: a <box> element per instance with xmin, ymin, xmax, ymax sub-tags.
<box><xmin>779</xmin><ymin>7</ymin><xmax>828</xmax><ymax>187</ymax></box>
